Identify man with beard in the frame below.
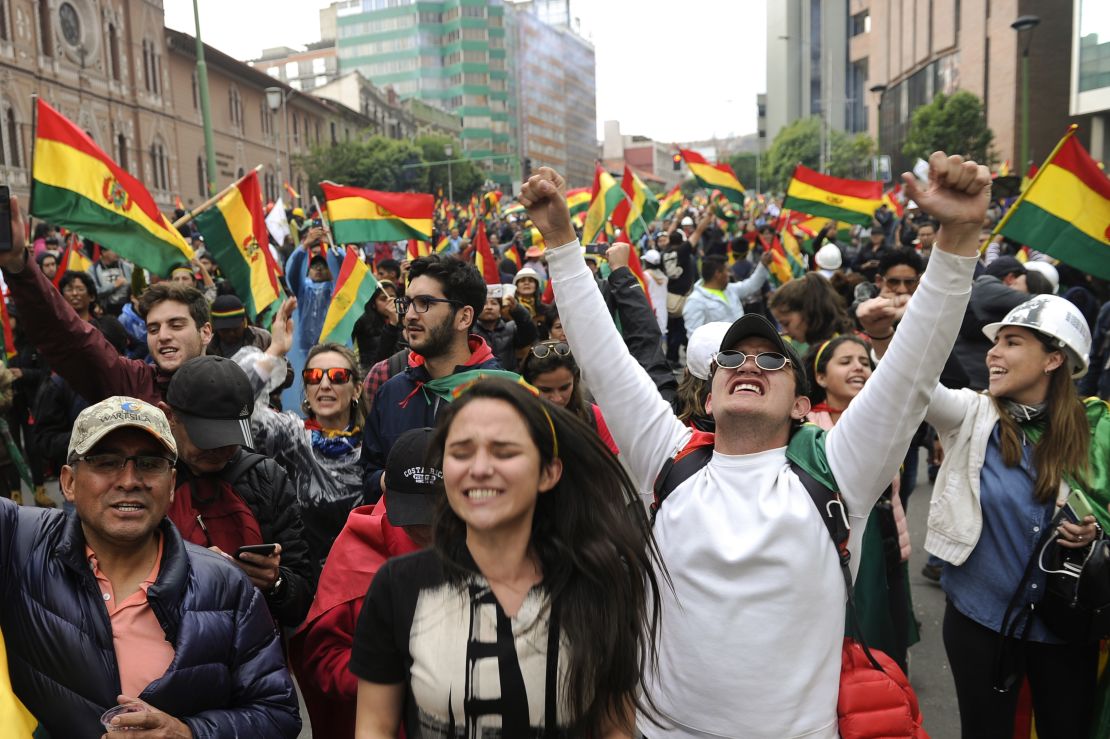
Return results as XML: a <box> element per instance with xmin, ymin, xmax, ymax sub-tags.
<box><xmin>360</xmin><ymin>254</ymin><xmax>496</xmax><ymax>502</ymax></box>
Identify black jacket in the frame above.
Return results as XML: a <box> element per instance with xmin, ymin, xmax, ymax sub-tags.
<box><xmin>951</xmin><ymin>275</ymin><xmax>1030</xmax><ymax>390</ymax></box>
<box><xmin>0</xmin><ymin>499</ymin><xmax>301</xmax><ymax>738</ymax></box>
<box><xmin>472</xmin><ymin>303</ymin><xmax>537</xmax><ymax>372</ymax></box>
<box><xmin>608</xmin><ymin>266</ymin><xmax>677</xmax><ymax>404</ymax></box>
<box><xmin>172</xmin><ymin>449</ymin><xmax>315</xmax><ymax>628</ymax></box>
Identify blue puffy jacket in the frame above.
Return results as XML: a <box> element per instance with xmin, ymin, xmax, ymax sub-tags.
<box><xmin>0</xmin><ymin>499</ymin><xmax>301</xmax><ymax>738</ymax></box>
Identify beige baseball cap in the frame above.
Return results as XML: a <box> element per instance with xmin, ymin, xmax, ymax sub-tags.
<box><xmin>67</xmin><ymin>396</ymin><xmax>177</xmax><ymax>461</ymax></box>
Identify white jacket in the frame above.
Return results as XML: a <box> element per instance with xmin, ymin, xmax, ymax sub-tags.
<box><xmin>681</xmin><ymin>264</ymin><xmax>769</xmax><ymax>333</ymax></box>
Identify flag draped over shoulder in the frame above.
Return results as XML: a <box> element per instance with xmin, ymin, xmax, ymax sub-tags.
<box><xmin>582</xmin><ymin>165</ymin><xmax>623</xmax><ymax>244</ymax></box>
<box><xmin>679</xmin><ymin>148</ymin><xmax>745</xmax><ymax>204</ymax></box>
<box><xmin>611</xmin><ymin>165</ymin><xmax>660</xmax><ymax>242</ymax></box>
<box><xmin>194</xmin><ymin>171</ymin><xmax>283</xmax><ymax>319</ymax></box>
<box><xmin>783</xmin><ymin>165</ymin><xmax>883</xmax><ymax>226</ymax></box>
<box><xmin>321</xmin><ymin>182</ymin><xmax>433</xmax><ymax>243</ymax></box>
<box><xmin>996</xmin><ymin>127</ymin><xmax>1110</xmax><ymax>281</ymax></box>
<box><xmin>320</xmin><ymin>248</ymin><xmax>380</xmax><ymax>344</ymax></box>
<box><xmin>30</xmin><ymin>98</ymin><xmax>193</xmax><ymax>275</ymax></box>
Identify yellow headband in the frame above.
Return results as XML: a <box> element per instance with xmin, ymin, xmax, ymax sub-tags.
<box><xmin>539</xmin><ymin>403</ymin><xmax>559</xmax><ymax>459</ymax></box>
<box><xmin>813</xmin><ymin>339</ymin><xmax>834</xmax><ymax>373</ymax></box>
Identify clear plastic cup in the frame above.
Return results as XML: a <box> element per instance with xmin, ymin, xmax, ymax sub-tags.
<box><xmin>99</xmin><ymin>702</ymin><xmax>147</xmax><ymax>731</ymax></box>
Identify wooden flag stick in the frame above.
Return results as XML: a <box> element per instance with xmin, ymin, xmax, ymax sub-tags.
<box><xmin>172</xmin><ymin>164</ymin><xmax>263</xmax><ymax>229</ymax></box>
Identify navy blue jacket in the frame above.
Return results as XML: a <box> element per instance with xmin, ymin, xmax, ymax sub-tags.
<box><xmin>361</xmin><ymin>337</ymin><xmax>500</xmax><ymax>502</ymax></box>
<box><xmin>0</xmin><ymin>498</ymin><xmax>301</xmax><ymax>738</ymax></box>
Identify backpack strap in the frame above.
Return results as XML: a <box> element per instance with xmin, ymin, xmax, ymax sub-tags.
<box><xmin>650</xmin><ymin>443</ymin><xmax>713</xmax><ymax>522</ymax></box>
<box><xmin>219</xmin><ymin>451</ymin><xmax>269</xmax><ymax>485</ymax></box>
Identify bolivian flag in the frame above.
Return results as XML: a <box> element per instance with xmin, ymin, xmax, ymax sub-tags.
<box><xmin>657</xmin><ymin>185</ymin><xmax>684</xmax><ymax>223</ymax></box>
<box><xmin>612</xmin><ymin>165</ymin><xmax>660</xmax><ymax>242</ymax></box>
<box><xmin>320</xmin><ymin>247</ymin><xmax>380</xmax><ymax>345</ymax></box>
<box><xmin>0</xmin><ymin>629</ymin><xmax>40</xmax><ymax>736</ymax></box>
<box><xmin>566</xmin><ymin>187</ymin><xmax>591</xmax><ymax>219</ymax></box>
<box><xmin>783</xmin><ymin>165</ymin><xmax>883</xmax><ymax>226</ymax></box>
<box><xmin>679</xmin><ymin>149</ymin><xmax>745</xmax><ymax>205</ymax></box>
<box><xmin>583</xmin><ymin>165</ymin><xmax>623</xmax><ymax>244</ymax></box>
<box><xmin>31</xmin><ymin>98</ymin><xmax>193</xmax><ymax>275</ymax></box>
<box><xmin>321</xmin><ymin>182</ymin><xmax>433</xmax><ymax>243</ymax></box>
<box><xmin>194</xmin><ymin>171</ymin><xmax>282</xmax><ymax>319</ymax></box>
<box><xmin>408</xmin><ymin>239</ymin><xmax>432</xmax><ymax>259</ymax></box>
<box><xmin>473</xmin><ymin>222</ymin><xmax>500</xmax><ymax>285</ymax></box>
<box><xmin>997</xmin><ymin>126</ymin><xmax>1110</xmax><ymax>281</ymax></box>
<box><xmin>53</xmin><ymin>237</ymin><xmax>93</xmax><ymax>286</ymax></box>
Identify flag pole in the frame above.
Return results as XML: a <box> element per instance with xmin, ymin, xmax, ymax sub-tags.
<box><xmin>992</xmin><ymin>124</ymin><xmax>1078</xmax><ymax>237</ymax></box>
<box><xmin>27</xmin><ymin>94</ymin><xmax>38</xmax><ymax>219</ymax></box>
<box><xmin>171</xmin><ymin>164</ymin><xmax>263</xmax><ymax>229</ymax></box>
<box><xmin>311</xmin><ymin>194</ymin><xmax>338</xmax><ymax>252</ymax></box>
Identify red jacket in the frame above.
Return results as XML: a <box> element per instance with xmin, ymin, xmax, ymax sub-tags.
<box><xmin>289</xmin><ymin>500</ymin><xmax>420</xmax><ymax>738</ymax></box>
<box><xmin>6</xmin><ymin>256</ymin><xmax>170</xmax><ymax>403</ymax></box>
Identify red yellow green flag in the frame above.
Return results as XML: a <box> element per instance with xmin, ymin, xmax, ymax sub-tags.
<box><xmin>54</xmin><ymin>236</ymin><xmax>93</xmax><ymax>286</ymax></box>
<box><xmin>473</xmin><ymin>222</ymin><xmax>501</xmax><ymax>285</ymax></box>
<box><xmin>434</xmin><ymin>234</ymin><xmax>451</xmax><ymax>253</ymax></box>
<box><xmin>320</xmin><ymin>248</ymin><xmax>380</xmax><ymax>344</ymax></box>
<box><xmin>783</xmin><ymin>165</ymin><xmax>883</xmax><ymax>226</ymax></box>
<box><xmin>566</xmin><ymin>187</ymin><xmax>591</xmax><ymax>218</ymax></box>
<box><xmin>521</xmin><ymin>225</ymin><xmax>546</xmax><ymax>250</ymax></box>
<box><xmin>321</xmin><ymin>182</ymin><xmax>433</xmax><ymax>242</ymax></box>
<box><xmin>997</xmin><ymin>126</ymin><xmax>1110</xmax><ymax>280</ymax></box>
<box><xmin>611</xmin><ymin>165</ymin><xmax>661</xmax><ymax>242</ymax></box>
<box><xmin>193</xmin><ymin>171</ymin><xmax>283</xmax><ymax>319</ymax></box>
<box><xmin>31</xmin><ymin>98</ymin><xmax>193</xmax><ymax>275</ymax></box>
<box><xmin>409</xmin><ymin>239</ymin><xmax>432</xmax><ymax>259</ymax></box>
<box><xmin>583</xmin><ymin>165</ymin><xmax>623</xmax><ymax>244</ymax></box>
<box><xmin>657</xmin><ymin>185</ymin><xmax>684</xmax><ymax>222</ymax></box>
<box><xmin>0</xmin><ymin>627</ymin><xmax>40</xmax><ymax>736</ymax></box>
<box><xmin>679</xmin><ymin>148</ymin><xmax>745</xmax><ymax>204</ymax></box>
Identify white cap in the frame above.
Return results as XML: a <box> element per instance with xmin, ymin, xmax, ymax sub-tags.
<box><xmin>814</xmin><ymin>243</ymin><xmax>842</xmax><ymax>271</ymax></box>
<box><xmin>642</xmin><ymin>249</ymin><xmax>662</xmax><ymax>266</ymax></box>
<box><xmin>686</xmin><ymin>322</ymin><xmax>732</xmax><ymax>380</ymax></box>
<box><xmin>513</xmin><ymin>267</ymin><xmax>541</xmax><ymax>285</ymax></box>
<box><xmin>681</xmin><ymin>216</ymin><xmax>695</xmax><ymax>227</ymax></box>
<box><xmin>1023</xmin><ymin>260</ymin><xmax>1059</xmax><ymax>294</ymax></box>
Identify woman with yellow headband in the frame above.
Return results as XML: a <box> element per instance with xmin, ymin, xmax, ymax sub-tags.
<box><xmin>351</xmin><ymin>378</ymin><xmax>665</xmax><ymax>738</ymax></box>
<box><xmin>805</xmin><ymin>334</ymin><xmax>918</xmax><ymax>672</ymax></box>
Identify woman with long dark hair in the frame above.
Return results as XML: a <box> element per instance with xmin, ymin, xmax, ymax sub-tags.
<box><xmin>769</xmin><ymin>272</ymin><xmax>855</xmax><ymax>354</ymax></box>
<box><xmin>926</xmin><ymin>295</ymin><xmax>1110</xmax><ymax>737</ymax></box>
<box><xmin>519</xmin><ymin>339</ymin><xmax>618</xmax><ymax>454</ymax></box>
<box><xmin>351</xmin><ymin>378</ymin><xmax>664</xmax><ymax>737</ymax></box>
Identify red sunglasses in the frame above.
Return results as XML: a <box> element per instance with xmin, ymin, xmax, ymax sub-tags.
<box><xmin>301</xmin><ymin>367</ymin><xmax>354</xmax><ymax>385</ymax></box>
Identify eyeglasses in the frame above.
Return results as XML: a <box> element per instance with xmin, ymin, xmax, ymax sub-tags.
<box><xmin>710</xmin><ymin>351</ymin><xmax>792</xmax><ymax>373</ymax></box>
<box><xmin>74</xmin><ymin>453</ymin><xmax>174</xmax><ymax>476</ymax></box>
<box><xmin>394</xmin><ymin>295</ymin><xmax>461</xmax><ymax>314</ymax></box>
<box><xmin>530</xmin><ymin>342</ymin><xmax>571</xmax><ymax>359</ymax></box>
<box><xmin>62</xmin><ymin>283</ymin><xmax>89</xmax><ymax>295</ymax></box>
<box><xmin>302</xmin><ymin>367</ymin><xmax>354</xmax><ymax>385</ymax></box>
<box><xmin>881</xmin><ymin>276</ymin><xmax>919</xmax><ymax>289</ymax></box>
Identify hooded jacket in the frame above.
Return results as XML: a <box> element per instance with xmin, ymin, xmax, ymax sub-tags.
<box><xmin>361</xmin><ymin>336</ymin><xmax>500</xmax><ymax>501</ymax></box>
<box><xmin>0</xmin><ymin>498</ymin><xmax>301</xmax><ymax>738</ymax></box>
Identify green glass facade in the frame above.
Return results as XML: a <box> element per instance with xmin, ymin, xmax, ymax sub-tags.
<box><xmin>336</xmin><ymin>0</ymin><xmax>516</xmax><ymax>184</ymax></box>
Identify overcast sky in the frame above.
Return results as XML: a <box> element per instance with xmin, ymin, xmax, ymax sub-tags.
<box><xmin>163</xmin><ymin>0</ymin><xmax>766</xmax><ymax>144</ymax></box>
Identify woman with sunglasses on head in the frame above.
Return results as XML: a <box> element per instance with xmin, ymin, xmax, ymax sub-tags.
<box><xmin>352</xmin><ymin>378</ymin><xmax>664</xmax><ymax>738</ymax></box>
<box><xmin>520</xmin><ymin>339</ymin><xmax>618</xmax><ymax>455</ymax></box>
<box><xmin>924</xmin><ymin>295</ymin><xmax>1110</xmax><ymax>738</ymax></box>
<box><xmin>804</xmin><ymin>335</ymin><xmax>918</xmax><ymax>672</ymax></box>
<box><xmin>236</xmin><ymin>298</ymin><xmax>366</xmax><ymax>573</ymax></box>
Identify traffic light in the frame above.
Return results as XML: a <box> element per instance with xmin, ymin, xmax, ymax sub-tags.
<box><xmin>672</xmin><ymin>153</ymin><xmax>682</xmax><ymax>171</ymax></box>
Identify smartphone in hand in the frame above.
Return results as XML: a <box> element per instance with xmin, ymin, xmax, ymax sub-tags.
<box><xmin>235</xmin><ymin>543</ymin><xmax>278</xmax><ymax>560</ymax></box>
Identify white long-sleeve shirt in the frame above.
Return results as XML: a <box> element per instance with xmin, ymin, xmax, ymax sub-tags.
<box><xmin>547</xmin><ymin>240</ymin><xmax>975</xmax><ymax>738</ymax></box>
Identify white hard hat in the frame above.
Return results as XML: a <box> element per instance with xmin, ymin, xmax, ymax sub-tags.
<box><xmin>680</xmin><ymin>216</ymin><xmax>695</xmax><ymax>227</ymax></box>
<box><xmin>686</xmin><ymin>321</ymin><xmax>732</xmax><ymax>380</ymax></box>
<box><xmin>983</xmin><ymin>295</ymin><xmax>1092</xmax><ymax>378</ymax></box>
<box><xmin>1023</xmin><ymin>260</ymin><xmax>1059</xmax><ymax>294</ymax></box>
<box><xmin>814</xmin><ymin>243</ymin><xmax>842</xmax><ymax>271</ymax></box>
<box><xmin>642</xmin><ymin>248</ymin><xmax>662</xmax><ymax>266</ymax></box>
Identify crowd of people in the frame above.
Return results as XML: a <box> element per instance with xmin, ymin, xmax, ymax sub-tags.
<box><xmin>0</xmin><ymin>148</ymin><xmax>1109</xmax><ymax>739</ymax></box>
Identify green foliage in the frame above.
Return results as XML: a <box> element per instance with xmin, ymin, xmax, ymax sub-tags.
<box><xmin>679</xmin><ymin>177</ymin><xmax>700</xmax><ymax>198</ymax></box>
<box><xmin>296</xmin><ymin>133</ymin><xmax>485</xmax><ymax>203</ymax></box>
<box><xmin>726</xmin><ymin>152</ymin><xmax>759</xmax><ymax>190</ymax></box>
<box><xmin>902</xmin><ymin>91</ymin><xmax>996</xmax><ymax>165</ymax></box>
<box><xmin>758</xmin><ymin>117</ymin><xmax>876</xmax><ymax>191</ymax></box>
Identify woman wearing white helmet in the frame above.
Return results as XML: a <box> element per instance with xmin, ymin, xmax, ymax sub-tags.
<box><xmin>924</xmin><ymin>293</ymin><xmax>1110</xmax><ymax>737</ymax></box>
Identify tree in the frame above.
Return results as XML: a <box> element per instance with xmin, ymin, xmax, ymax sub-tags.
<box><xmin>902</xmin><ymin>91</ymin><xmax>995</xmax><ymax>166</ymax></box>
<box><xmin>413</xmin><ymin>134</ymin><xmax>485</xmax><ymax>200</ymax></box>
<box><xmin>727</xmin><ymin>152</ymin><xmax>759</xmax><ymax>191</ymax></box>
<box><xmin>298</xmin><ymin>135</ymin><xmax>425</xmax><ymax>203</ymax></box>
<box><xmin>758</xmin><ymin>117</ymin><xmax>876</xmax><ymax>191</ymax></box>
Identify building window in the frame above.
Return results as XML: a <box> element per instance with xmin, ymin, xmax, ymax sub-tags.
<box><xmin>149</xmin><ymin>140</ymin><xmax>168</xmax><ymax>191</ymax></box>
<box><xmin>292</xmin><ymin>113</ymin><xmax>299</xmax><ymax>146</ymax></box>
<box><xmin>197</xmin><ymin>155</ymin><xmax>206</xmax><ymax>196</ymax></box>
<box><xmin>107</xmin><ymin>23</ymin><xmax>120</xmax><ymax>80</ymax></box>
<box><xmin>116</xmin><ymin>132</ymin><xmax>127</xmax><ymax>171</ymax></box>
<box><xmin>38</xmin><ymin>0</ymin><xmax>51</xmax><ymax>57</ymax></box>
<box><xmin>0</xmin><ymin>101</ymin><xmax>21</xmax><ymax>167</ymax></box>
<box><xmin>850</xmin><ymin>11</ymin><xmax>869</xmax><ymax>36</ymax></box>
<box><xmin>228</xmin><ymin>85</ymin><xmax>243</xmax><ymax>128</ymax></box>
<box><xmin>142</xmin><ymin>40</ymin><xmax>151</xmax><ymax>91</ymax></box>
<box><xmin>0</xmin><ymin>0</ymin><xmax>8</xmax><ymax>42</ymax></box>
<box><xmin>330</xmin><ymin>121</ymin><xmax>337</xmax><ymax>144</ymax></box>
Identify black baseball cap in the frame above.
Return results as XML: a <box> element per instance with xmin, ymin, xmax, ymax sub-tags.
<box><xmin>166</xmin><ymin>356</ymin><xmax>254</xmax><ymax>450</ymax></box>
<box><xmin>984</xmin><ymin>256</ymin><xmax>1026</xmax><ymax>279</ymax></box>
<box><xmin>385</xmin><ymin>428</ymin><xmax>442</xmax><ymax>528</ymax></box>
<box><xmin>210</xmin><ymin>294</ymin><xmax>247</xmax><ymax>330</ymax></box>
<box><xmin>718</xmin><ymin>313</ymin><xmax>809</xmax><ymax>395</ymax></box>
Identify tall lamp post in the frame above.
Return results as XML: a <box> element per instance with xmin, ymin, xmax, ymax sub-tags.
<box><xmin>443</xmin><ymin>144</ymin><xmax>454</xmax><ymax>203</ymax></box>
<box><xmin>869</xmin><ymin>83</ymin><xmax>887</xmax><ymax>180</ymax></box>
<box><xmin>192</xmin><ymin>0</ymin><xmax>218</xmax><ymax>196</ymax></box>
<box><xmin>265</xmin><ymin>87</ymin><xmax>285</xmax><ymax>199</ymax></box>
<box><xmin>1011</xmin><ymin>15</ymin><xmax>1041</xmax><ymax>173</ymax></box>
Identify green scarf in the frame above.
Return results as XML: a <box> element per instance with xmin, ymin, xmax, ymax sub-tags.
<box><xmin>401</xmin><ymin>369</ymin><xmax>526</xmax><ymax>408</ymax></box>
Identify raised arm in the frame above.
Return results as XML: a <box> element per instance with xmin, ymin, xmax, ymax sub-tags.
<box><xmin>520</xmin><ymin>169</ymin><xmax>690</xmax><ymax>489</ymax></box>
<box><xmin>828</xmin><ymin>152</ymin><xmax>990</xmax><ymax>515</ymax></box>
<box><xmin>725</xmin><ymin>258</ymin><xmax>770</xmax><ymax>302</ymax></box>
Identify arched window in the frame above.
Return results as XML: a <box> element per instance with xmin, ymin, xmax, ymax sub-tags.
<box><xmin>142</xmin><ymin>40</ymin><xmax>150</xmax><ymax>91</ymax></box>
<box><xmin>196</xmin><ymin>155</ymin><xmax>206</xmax><ymax>196</ymax></box>
<box><xmin>0</xmin><ymin>0</ymin><xmax>11</xmax><ymax>42</ymax></box>
<box><xmin>149</xmin><ymin>139</ymin><xmax>167</xmax><ymax>191</ymax></box>
<box><xmin>38</xmin><ymin>0</ymin><xmax>51</xmax><ymax>57</ymax></box>
<box><xmin>116</xmin><ymin>133</ymin><xmax>127</xmax><ymax>171</ymax></box>
<box><xmin>228</xmin><ymin>86</ymin><xmax>242</xmax><ymax>128</ymax></box>
<box><xmin>108</xmin><ymin>23</ymin><xmax>120</xmax><ymax>81</ymax></box>
<box><xmin>1</xmin><ymin>103</ymin><xmax>22</xmax><ymax>168</ymax></box>
<box><xmin>292</xmin><ymin>113</ymin><xmax>299</xmax><ymax>146</ymax></box>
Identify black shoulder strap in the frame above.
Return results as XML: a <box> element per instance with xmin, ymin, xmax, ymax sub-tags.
<box><xmin>651</xmin><ymin>444</ymin><xmax>713</xmax><ymax>518</ymax></box>
<box><xmin>219</xmin><ymin>451</ymin><xmax>268</xmax><ymax>485</ymax></box>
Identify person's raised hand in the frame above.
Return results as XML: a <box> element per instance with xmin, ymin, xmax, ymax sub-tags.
<box><xmin>265</xmin><ymin>297</ymin><xmax>296</xmax><ymax>357</ymax></box>
<box><xmin>856</xmin><ymin>294</ymin><xmax>910</xmax><ymax>337</ymax></box>
<box><xmin>0</xmin><ymin>195</ymin><xmax>29</xmax><ymax>274</ymax></box>
<box><xmin>901</xmin><ymin>152</ymin><xmax>990</xmax><ymax>256</ymax></box>
<box><xmin>518</xmin><ymin>167</ymin><xmax>574</xmax><ymax>247</ymax></box>
<box><xmin>606</xmin><ymin>243</ymin><xmax>630</xmax><ymax>271</ymax></box>
<box><xmin>301</xmin><ymin>226</ymin><xmax>325</xmax><ymax>249</ymax></box>
<box><xmin>102</xmin><ymin>695</ymin><xmax>192</xmax><ymax>738</ymax></box>
<box><xmin>760</xmin><ymin>250</ymin><xmax>774</xmax><ymax>267</ymax></box>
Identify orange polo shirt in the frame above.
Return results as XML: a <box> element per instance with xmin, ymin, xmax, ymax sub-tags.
<box><xmin>87</xmin><ymin>536</ymin><xmax>176</xmax><ymax>697</ymax></box>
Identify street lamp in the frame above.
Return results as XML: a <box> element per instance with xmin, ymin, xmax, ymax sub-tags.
<box><xmin>444</xmin><ymin>144</ymin><xmax>454</xmax><ymax>203</ymax></box>
<box><xmin>265</xmin><ymin>87</ymin><xmax>285</xmax><ymax>200</ymax></box>
<box><xmin>1011</xmin><ymin>15</ymin><xmax>1041</xmax><ymax>173</ymax></box>
<box><xmin>265</xmin><ymin>86</ymin><xmax>292</xmax><ymax>187</ymax></box>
